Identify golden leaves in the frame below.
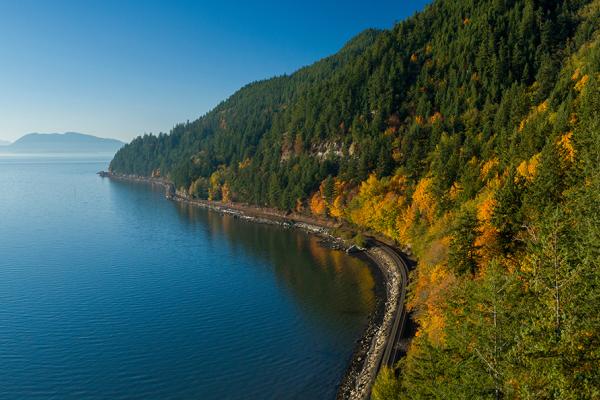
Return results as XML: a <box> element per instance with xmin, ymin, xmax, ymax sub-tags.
<box><xmin>557</xmin><ymin>131</ymin><xmax>576</xmax><ymax>163</ymax></box>
<box><xmin>409</xmin><ymin>262</ymin><xmax>456</xmax><ymax>346</ymax></box>
<box><xmin>329</xmin><ymin>195</ymin><xmax>345</xmax><ymax>218</ymax></box>
<box><xmin>474</xmin><ymin>191</ymin><xmax>499</xmax><ymax>264</ymax></box>
<box><xmin>476</xmin><ymin>195</ymin><xmax>496</xmax><ymax>223</ymax></box>
<box><xmin>574</xmin><ymin>74</ymin><xmax>590</xmax><ymax>91</ymax></box>
<box><xmin>412</xmin><ymin>177</ymin><xmax>437</xmax><ymax>224</ymax></box>
<box><xmin>238</xmin><ymin>158</ymin><xmax>251</xmax><ymax>170</ymax></box>
<box><xmin>309</xmin><ymin>191</ymin><xmax>327</xmax><ymax>216</ymax></box>
<box><xmin>536</xmin><ymin>100</ymin><xmax>549</xmax><ymax>113</ymax></box>
<box><xmin>480</xmin><ymin>157</ymin><xmax>499</xmax><ymax>180</ymax></box>
<box><xmin>518</xmin><ymin>100</ymin><xmax>550</xmax><ymax>132</ymax></box>
<box><xmin>429</xmin><ymin>112</ymin><xmax>443</xmax><ymax>124</ymax></box>
<box><xmin>221</xmin><ymin>183</ymin><xmax>231</xmax><ymax>203</ymax></box>
<box><xmin>516</xmin><ymin>153</ymin><xmax>541</xmax><ymax>183</ymax></box>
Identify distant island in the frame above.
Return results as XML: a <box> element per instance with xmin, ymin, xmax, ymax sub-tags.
<box><xmin>1</xmin><ymin>132</ymin><xmax>125</xmax><ymax>153</ymax></box>
<box><xmin>0</xmin><ymin>139</ymin><xmax>10</xmax><ymax>146</ymax></box>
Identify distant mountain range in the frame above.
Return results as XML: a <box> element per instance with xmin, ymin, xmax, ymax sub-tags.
<box><xmin>0</xmin><ymin>132</ymin><xmax>125</xmax><ymax>153</ymax></box>
<box><xmin>0</xmin><ymin>139</ymin><xmax>10</xmax><ymax>146</ymax></box>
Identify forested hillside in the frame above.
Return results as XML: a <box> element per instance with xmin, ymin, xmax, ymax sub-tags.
<box><xmin>111</xmin><ymin>0</ymin><xmax>600</xmax><ymax>398</ymax></box>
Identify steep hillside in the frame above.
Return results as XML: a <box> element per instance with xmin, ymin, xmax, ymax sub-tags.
<box><xmin>111</xmin><ymin>0</ymin><xmax>600</xmax><ymax>398</ymax></box>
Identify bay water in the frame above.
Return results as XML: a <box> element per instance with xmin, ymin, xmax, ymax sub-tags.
<box><xmin>0</xmin><ymin>155</ymin><xmax>376</xmax><ymax>399</ymax></box>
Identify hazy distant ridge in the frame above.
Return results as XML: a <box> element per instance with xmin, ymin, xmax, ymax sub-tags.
<box><xmin>3</xmin><ymin>132</ymin><xmax>125</xmax><ymax>153</ymax></box>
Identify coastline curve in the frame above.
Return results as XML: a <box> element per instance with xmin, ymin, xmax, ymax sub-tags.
<box><xmin>99</xmin><ymin>172</ymin><xmax>409</xmax><ymax>400</ymax></box>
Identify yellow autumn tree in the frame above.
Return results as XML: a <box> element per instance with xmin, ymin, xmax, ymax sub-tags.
<box><xmin>408</xmin><ymin>262</ymin><xmax>455</xmax><ymax>345</ymax></box>
<box><xmin>329</xmin><ymin>195</ymin><xmax>345</xmax><ymax>219</ymax></box>
<box><xmin>516</xmin><ymin>153</ymin><xmax>541</xmax><ymax>183</ymax></box>
<box><xmin>412</xmin><ymin>177</ymin><xmax>437</xmax><ymax>223</ymax></box>
<box><xmin>480</xmin><ymin>157</ymin><xmax>499</xmax><ymax>181</ymax></box>
<box><xmin>238</xmin><ymin>158</ymin><xmax>251</xmax><ymax>169</ymax></box>
<box><xmin>347</xmin><ymin>173</ymin><xmax>408</xmax><ymax>240</ymax></box>
<box><xmin>474</xmin><ymin>191</ymin><xmax>499</xmax><ymax>265</ymax></box>
<box><xmin>221</xmin><ymin>182</ymin><xmax>231</xmax><ymax>203</ymax></box>
<box><xmin>208</xmin><ymin>171</ymin><xmax>221</xmax><ymax>201</ymax></box>
<box><xmin>557</xmin><ymin>131</ymin><xmax>576</xmax><ymax>163</ymax></box>
<box><xmin>429</xmin><ymin>111</ymin><xmax>443</xmax><ymax>124</ymax></box>
<box><xmin>395</xmin><ymin>177</ymin><xmax>438</xmax><ymax>246</ymax></box>
<box><xmin>574</xmin><ymin>74</ymin><xmax>589</xmax><ymax>91</ymax></box>
<box><xmin>327</xmin><ymin>179</ymin><xmax>350</xmax><ymax>219</ymax></box>
<box><xmin>309</xmin><ymin>191</ymin><xmax>326</xmax><ymax>216</ymax></box>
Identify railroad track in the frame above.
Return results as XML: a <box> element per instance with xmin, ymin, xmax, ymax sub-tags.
<box><xmin>375</xmin><ymin>242</ymin><xmax>410</xmax><ymax>370</ymax></box>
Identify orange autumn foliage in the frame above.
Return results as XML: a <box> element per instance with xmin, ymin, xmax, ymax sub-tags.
<box><xmin>238</xmin><ymin>158</ymin><xmax>251</xmax><ymax>169</ymax></box>
<box><xmin>536</xmin><ymin>99</ymin><xmax>549</xmax><ymax>113</ymax></box>
<box><xmin>474</xmin><ymin>192</ymin><xmax>499</xmax><ymax>264</ymax></box>
<box><xmin>409</xmin><ymin>262</ymin><xmax>456</xmax><ymax>345</ymax></box>
<box><xmin>309</xmin><ymin>191</ymin><xmax>327</xmax><ymax>216</ymax></box>
<box><xmin>557</xmin><ymin>131</ymin><xmax>576</xmax><ymax>163</ymax></box>
<box><xmin>480</xmin><ymin>157</ymin><xmax>499</xmax><ymax>180</ymax></box>
<box><xmin>396</xmin><ymin>207</ymin><xmax>416</xmax><ymax>245</ymax></box>
<box><xmin>329</xmin><ymin>195</ymin><xmax>345</xmax><ymax>219</ymax></box>
<box><xmin>429</xmin><ymin>111</ymin><xmax>443</xmax><ymax>124</ymax></box>
<box><xmin>347</xmin><ymin>173</ymin><xmax>408</xmax><ymax>240</ymax></box>
<box><xmin>575</xmin><ymin>74</ymin><xmax>590</xmax><ymax>91</ymax></box>
<box><xmin>330</xmin><ymin>179</ymin><xmax>351</xmax><ymax>218</ymax></box>
<box><xmin>309</xmin><ymin>177</ymin><xmax>353</xmax><ymax>219</ymax></box>
<box><xmin>221</xmin><ymin>183</ymin><xmax>231</xmax><ymax>203</ymax></box>
<box><xmin>395</xmin><ymin>177</ymin><xmax>438</xmax><ymax>245</ymax></box>
<box><xmin>476</xmin><ymin>194</ymin><xmax>496</xmax><ymax>223</ymax></box>
<box><xmin>411</xmin><ymin>177</ymin><xmax>437</xmax><ymax>224</ymax></box>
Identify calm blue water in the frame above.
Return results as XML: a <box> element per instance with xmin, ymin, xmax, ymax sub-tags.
<box><xmin>0</xmin><ymin>155</ymin><xmax>375</xmax><ymax>399</ymax></box>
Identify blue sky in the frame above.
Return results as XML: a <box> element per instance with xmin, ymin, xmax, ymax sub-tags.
<box><xmin>0</xmin><ymin>0</ymin><xmax>430</xmax><ymax>142</ymax></box>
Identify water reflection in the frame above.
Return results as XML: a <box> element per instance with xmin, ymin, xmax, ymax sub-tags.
<box><xmin>2</xmin><ymin>162</ymin><xmax>377</xmax><ymax>400</ymax></box>
<box><xmin>108</xmin><ymin>179</ymin><xmax>376</xmax><ymax>330</ymax></box>
<box><xmin>172</xmin><ymin>201</ymin><xmax>376</xmax><ymax>332</ymax></box>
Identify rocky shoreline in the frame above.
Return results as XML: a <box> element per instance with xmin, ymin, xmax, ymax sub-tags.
<box><xmin>99</xmin><ymin>171</ymin><xmax>403</xmax><ymax>400</ymax></box>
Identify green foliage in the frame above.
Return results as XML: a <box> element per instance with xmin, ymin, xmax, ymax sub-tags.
<box><xmin>372</xmin><ymin>367</ymin><xmax>401</xmax><ymax>400</ymax></box>
<box><xmin>112</xmin><ymin>0</ymin><xmax>590</xmax><ymax>212</ymax></box>
<box><xmin>353</xmin><ymin>233</ymin><xmax>367</xmax><ymax>249</ymax></box>
<box><xmin>448</xmin><ymin>206</ymin><xmax>478</xmax><ymax>275</ymax></box>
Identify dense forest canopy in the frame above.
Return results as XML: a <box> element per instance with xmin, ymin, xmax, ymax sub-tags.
<box><xmin>112</xmin><ymin>0</ymin><xmax>600</xmax><ymax>398</ymax></box>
